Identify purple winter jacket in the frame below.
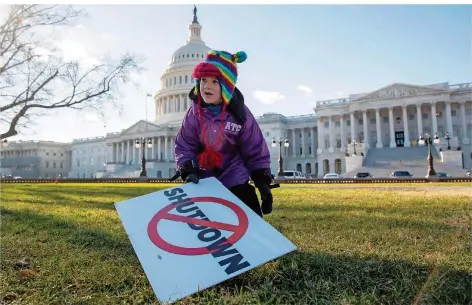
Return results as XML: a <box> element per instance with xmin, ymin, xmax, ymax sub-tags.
<box><xmin>174</xmin><ymin>87</ymin><xmax>271</xmax><ymax>189</ymax></box>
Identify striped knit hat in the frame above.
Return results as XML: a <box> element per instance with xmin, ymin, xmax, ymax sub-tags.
<box><xmin>192</xmin><ymin>50</ymin><xmax>247</xmax><ymax>105</ymax></box>
<box><xmin>191</xmin><ymin>50</ymin><xmax>247</xmax><ymax>170</ymax></box>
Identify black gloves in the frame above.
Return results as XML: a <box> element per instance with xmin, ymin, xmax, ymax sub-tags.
<box><xmin>171</xmin><ymin>160</ymin><xmax>201</xmax><ymax>184</ymax></box>
<box><xmin>250</xmin><ymin>168</ymin><xmax>274</xmax><ymax>215</ymax></box>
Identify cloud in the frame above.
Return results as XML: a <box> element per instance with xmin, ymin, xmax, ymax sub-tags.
<box><xmin>55</xmin><ymin>39</ymin><xmax>100</xmax><ymax>67</ymax></box>
<box><xmin>84</xmin><ymin>113</ymin><xmax>100</xmax><ymax>122</ymax></box>
<box><xmin>253</xmin><ymin>90</ymin><xmax>285</xmax><ymax>105</ymax></box>
<box><xmin>337</xmin><ymin>91</ymin><xmax>344</xmax><ymax>97</ymax></box>
<box><xmin>296</xmin><ymin>85</ymin><xmax>313</xmax><ymax>97</ymax></box>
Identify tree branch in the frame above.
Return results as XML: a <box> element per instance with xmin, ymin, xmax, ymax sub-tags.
<box><xmin>0</xmin><ymin>5</ymin><xmax>144</xmax><ymax>140</ymax></box>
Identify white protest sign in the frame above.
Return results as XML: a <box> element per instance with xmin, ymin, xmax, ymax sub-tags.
<box><xmin>114</xmin><ymin>177</ymin><xmax>297</xmax><ymax>304</ymax></box>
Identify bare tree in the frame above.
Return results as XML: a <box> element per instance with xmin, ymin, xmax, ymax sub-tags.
<box><xmin>0</xmin><ymin>4</ymin><xmax>144</xmax><ymax>140</ymax></box>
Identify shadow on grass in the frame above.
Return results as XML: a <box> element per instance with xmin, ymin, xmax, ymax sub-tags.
<box><xmin>188</xmin><ymin>250</ymin><xmax>471</xmax><ymax>305</ymax></box>
<box><xmin>11</xmin><ymin>186</ymin><xmax>163</xmax><ymax>211</ymax></box>
<box><xmin>1</xmin><ymin>207</ymin><xmax>470</xmax><ymax>305</ymax></box>
<box><xmin>1</xmin><ymin>207</ymin><xmax>136</xmax><ymax>256</ymax></box>
<box><xmin>273</xmin><ymin>197</ymin><xmax>468</xmax><ymax>219</ymax></box>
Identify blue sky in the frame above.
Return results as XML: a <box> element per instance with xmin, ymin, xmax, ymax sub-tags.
<box><xmin>7</xmin><ymin>4</ymin><xmax>471</xmax><ymax>142</ymax></box>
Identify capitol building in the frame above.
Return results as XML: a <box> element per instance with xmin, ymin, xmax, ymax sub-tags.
<box><xmin>1</xmin><ymin>8</ymin><xmax>471</xmax><ymax>179</ymax></box>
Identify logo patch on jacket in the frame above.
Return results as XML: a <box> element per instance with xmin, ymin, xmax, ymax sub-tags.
<box><xmin>224</xmin><ymin>122</ymin><xmax>242</xmax><ymax>133</ymax></box>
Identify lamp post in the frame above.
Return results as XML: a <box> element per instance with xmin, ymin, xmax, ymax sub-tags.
<box><xmin>272</xmin><ymin>137</ymin><xmax>289</xmax><ymax>177</ymax></box>
<box><xmin>418</xmin><ymin>133</ymin><xmax>440</xmax><ymax>178</ymax></box>
<box><xmin>444</xmin><ymin>132</ymin><xmax>451</xmax><ymax>150</ymax></box>
<box><xmin>136</xmin><ymin>138</ymin><xmax>152</xmax><ymax>177</ymax></box>
<box><xmin>352</xmin><ymin>139</ymin><xmax>357</xmax><ymax>156</ymax></box>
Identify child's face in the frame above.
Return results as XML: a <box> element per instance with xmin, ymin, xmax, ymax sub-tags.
<box><xmin>200</xmin><ymin>76</ymin><xmax>222</xmax><ymax>105</ymax></box>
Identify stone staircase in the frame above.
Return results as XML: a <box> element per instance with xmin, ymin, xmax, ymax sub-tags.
<box><xmin>343</xmin><ymin>146</ymin><xmax>467</xmax><ymax>178</ymax></box>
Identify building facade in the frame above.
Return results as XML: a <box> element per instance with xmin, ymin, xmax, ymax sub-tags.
<box><xmin>2</xmin><ymin>7</ymin><xmax>471</xmax><ymax>179</ymax></box>
<box><xmin>0</xmin><ymin>140</ymin><xmax>71</xmax><ymax>178</ymax></box>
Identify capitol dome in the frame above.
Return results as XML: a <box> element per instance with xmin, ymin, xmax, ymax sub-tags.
<box><xmin>154</xmin><ymin>6</ymin><xmax>211</xmax><ymax>126</ymax></box>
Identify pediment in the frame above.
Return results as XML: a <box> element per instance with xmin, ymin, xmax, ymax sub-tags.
<box><xmin>121</xmin><ymin>120</ymin><xmax>163</xmax><ymax>136</ymax></box>
<box><xmin>352</xmin><ymin>83</ymin><xmax>450</xmax><ymax>102</ymax></box>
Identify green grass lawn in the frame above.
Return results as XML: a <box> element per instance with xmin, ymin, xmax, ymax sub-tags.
<box><xmin>1</xmin><ymin>183</ymin><xmax>471</xmax><ymax>305</ymax></box>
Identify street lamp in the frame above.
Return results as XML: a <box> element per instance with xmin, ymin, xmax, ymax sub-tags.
<box><xmin>352</xmin><ymin>139</ymin><xmax>357</xmax><ymax>156</ymax></box>
<box><xmin>136</xmin><ymin>138</ymin><xmax>152</xmax><ymax>177</ymax></box>
<box><xmin>418</xmin><ymin>133</ymin><xmax>440</xmax><ymax>178</ymax></box>
<box><xmin>444</xmin><ymin>132</ymin><xmax>451</xmax><ymax>150</ymax></box>
<box><xmin>1</xmin><ymin>139</ymin><xmax>8</xmax><ymax>148</ymax></box>
<box><xmin>272</xmin><ymin>137</ymin><xmax>289</xmax><ymax>177</ymax></box>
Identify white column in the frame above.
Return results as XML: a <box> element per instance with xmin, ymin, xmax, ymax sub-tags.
<box><xmin>106</xmin><ymin>144</ymin><xmax>112</xmax><ymax>163</ymax></box>
<box><xmin>376</xmin><ymin>108</ymin><xmax>382</xmax><ymax>148</ymax></box>
<box><xmin>164</xmin><ymin>136</ymin><xmax>168</xmax><ymax>161</ymax></box>
<box><xmin>133</xmin><ymin>141</ymin><xmax>136</xmax><ymax>164</ymax></box>
<box><xmin>125</xmin><ymin>140</ymin><xmax>131</xmax><ymax>164</ymax></box>
<box><xmin>170</xmin><ymin>137</ymin><xmax>174</xmax><ymax>161</ymax></box>
<box><xmin>157</xmin><ymin>137</ymin><xmax>161</xmax><ymax>161</ymax></box>
<box><xmin>362</xmin><ymin>110</ymin><xmax>369</xmax><ymax>148</ymax></box>
<box><xmin>350</xmin><ymin>112</ymin><xmax>355</xmax><ymax>142</ymax></box>
<box><xmin>416</xmin><ymin>104</ymin><xmax>423</xmax><ymax>138</ymax></box>
<box><xmin>311</xmin><ymin>127</ymin><xmax>316</xmax><ymax>157</ymax></box>
<box><xmin>292</xmin><ymin>129</ymin><xmax>296</xmax><ymax>156</ymax></box>
<box><xmin>301</xmin><ymin>128</ymin><xmax>306</xmax><ymax>157</ymax></box>
<box><xmin>388</xmin><ymin>107</ymin><xmax>395</xmax><ymax>147</ymax></box>
<box><xmin>317</xmin><ymin>119</ymin><xmax>323</xmax><ymax>153</ymax></box>
<box><xmin>431</xmin><ymin>102</ymin><xmax>438</xmax><ymax>135</ymax></box>
<box><xmin>340</xmin><ymin>115</ymin><xmax>346</xmax><ymax>150</ymax></box>
<box><xmin>151</xmin><ymin>137</ymin><xmax>155</xmax><ymax>159</ymax></box>
<box><xmin>329</xmin><ymin>159</ymin><xmax>335</xmax><ymax>174</ymax></box>
<box><xmin>329</xmin><ymin>116</ymin><xmax>335</xmax><ymax>152</ymax></box>
<box><xmin>121</xmin><ymin>141</ymin><xmax>125</xmax><ymax>162</ymax></box>
<box><xmin>402</xmin><ymin>105</ymin><xmax>410</xmax><ymax>147</ymax></box>
<box><xmin>445</xmin><ymin>101</ymin><xmax>453</xmax><ymax>136</ymax></box>
<box><xmin>459</xmin><ymin>101</ymin><xmax>469</xmax><ymax>144</ymax></box>
<box><xmin>180</xmin><ymin>95</ymin><xmax>184</xmax><ymax>112</ymax></box>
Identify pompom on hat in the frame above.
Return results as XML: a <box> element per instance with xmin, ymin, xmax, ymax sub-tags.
<box><xmin>191</xmin><ymin>50</ymin><xmax>247</xmax><ymax>170</ymax></box>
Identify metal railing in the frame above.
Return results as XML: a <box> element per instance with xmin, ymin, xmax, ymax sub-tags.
<box><xmin>1</xmin><ymin>177</ymin><xmax>471</xmax><ymax>184</ymax></box>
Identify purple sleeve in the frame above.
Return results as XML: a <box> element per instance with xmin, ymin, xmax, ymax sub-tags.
<box><xmin>238</xmin><ymin>106</ymin><xmax>271</xmax><ymax>172</ymax></box>
<box><xmin>174</xmin><ymin>108</ymin><xmax>200</xmax><ymax>168</ymax></box>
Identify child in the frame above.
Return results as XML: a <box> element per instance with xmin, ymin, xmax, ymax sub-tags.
<box><xmin>172</xmin><ymin>50</ymin><xmax>274</xmax><ymax>217</ymax></box>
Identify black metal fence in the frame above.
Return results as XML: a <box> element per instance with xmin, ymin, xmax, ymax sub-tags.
<box><xmin>2</xmin><ymin>177</ymin><xmax>471</xmax><ymax>184</ymax></box>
